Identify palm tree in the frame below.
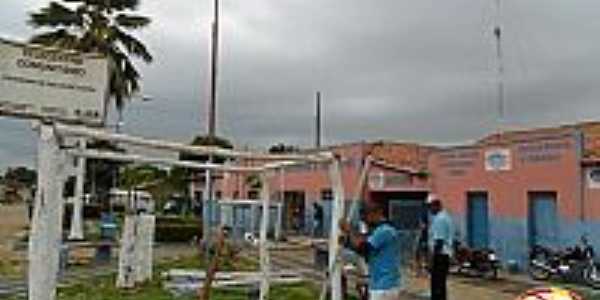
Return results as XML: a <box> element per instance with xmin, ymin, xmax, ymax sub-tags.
<box><xmin>28</xmin><ymin>0</ymin><xmax>153</xmax><ymax>118</ymax></box>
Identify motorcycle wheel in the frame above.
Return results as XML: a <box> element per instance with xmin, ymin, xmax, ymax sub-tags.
<box><xmin>448</xmin><ymin>262</ymin><xmax>461</xmax><ymax>275</ymax></box>
<box><xmin>529</xmin><ymin>264</ymin><xmax>551</xmax><ymax>281</ymax></box>
<box><xmin>583</xmin><ymin>263</ymin><xmax>600</xmax><ymax>290</ymax></box>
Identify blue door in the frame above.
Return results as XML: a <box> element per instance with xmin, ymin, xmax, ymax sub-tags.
<box><xmin>529</xmin><ymin>193</ymin><xmax>558</xmax><ymax>247</ymax></box>
<box><xmin>388</xmin><ymin>199</ymin><xmax>427</xmax><ymax>265</ymax></box>
<box><xmin>467</xmin><ymin>193</ymin><xmax>490</xmax><ymax>249</ymax></box>
<box><xmin>322</xmin><ymin>200</ymin><xmax>333</xmax><ymax>237</ymax></box>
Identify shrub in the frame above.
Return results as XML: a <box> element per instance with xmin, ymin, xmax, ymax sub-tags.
<box><xmin>155</xmin><ymin>216</ymin><xmax>202</xmax><ymax>242</ymax></box>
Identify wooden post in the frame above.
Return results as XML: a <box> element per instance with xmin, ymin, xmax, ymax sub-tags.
<box><xmin>69</xmin><ymin>137</ymin><xmax>86</xmax><ymax>240</ymax></box>
<box><xmin>203</xmin><ymin>168</ymin><xmax>212</xmax><ymax>260</ymax></box>
<box><xmin>275</xmin><ymin>203</ymin><xmax>283</xmax><ymax>241</ymax></box>
<box><xmin>328</xmin><ymin>158</ymin><xmax>345</xmax><ymax>300</ymax></box>
<box><xmin>259</xmin><ymin>171</ymin><xmax>271</xmax><ymax>300</ymax></box>
<box><xmin>117</xmin><ymin>191</ymin><xmax>137</xmax><ymax>288</ymax></box>
<box><xmin>135</xmin><ymin>214</ymin><xmax>155</xmax><ymax>283</ymax></box>
<box><xmin>347</xmin><ymin>156</ymin><xmax>372</xmax><ymax>222</ymax></box>
<box><xmin>199</xmin><ymin>227</ymin><xmax>227</xmax><ymax>300</ymax></box>
<box><xmin>29</xmin><ymin>124</ymin><xmax>66</xmax><ymax>300</ymax></box>
<box><xmin>250</xmin><ymin>204</ymin><xmax>257</xmax><ymax>234</ymax></box>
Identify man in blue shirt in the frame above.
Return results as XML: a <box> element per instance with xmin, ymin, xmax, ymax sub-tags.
<box><xmin>428</xmin><ymin>196</ymin><xmax>454</xmax><ymax>300</ymax></box>
<box><xmin>340</xmin><ymin>201</ymin><xmax>401</xmax><ymax>300</ymax></box>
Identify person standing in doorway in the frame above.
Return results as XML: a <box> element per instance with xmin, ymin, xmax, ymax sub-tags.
<box><xmin>340</xmin><ymin>201</ymin><xmax>401</xmax><ymax>300</ymax></box>
<box><xmin>313</xmin><ymin>202</ymin><xmax>324</xmax><ymax>237</ymax></box>
<box><xmin>428</xmin><ymin>195</ymin><xmax>454</xmax><ymax>300</ymax></box>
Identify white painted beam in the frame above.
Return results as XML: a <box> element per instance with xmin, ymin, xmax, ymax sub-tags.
<box><xmin>68</xmin><ymin>137</ymin><xmax>86</xmax><ymax>240</ymax></box>
<box><xmin>347</xmin><ymin>156</ymin><xmax>373</xmax><ymax>222</ymax></box>
<box><xmin>55</xmin><ymin>123</ymin><xmax>330</xmax><ymax>162</ymax></box>
<box><xmin>259</xmin><ymin>171</ymin><xmax>271</xmax><ymax>300</ymax></box>
<box><xmin>29</xmin><ymin>124</ymin><xmax>66</xmax><ymax>300</ymax></box>
<box><xmin>66</xmin><ymin>149</ymin><xmax>263</xmax><ymax>173</ymax></box>
<box><xmin>328</xmin><ymin>158</ymin><xmax>345</xmax><ymax>300</ymax></box>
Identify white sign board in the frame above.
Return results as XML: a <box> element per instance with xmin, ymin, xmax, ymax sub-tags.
<box><xmin>485</xmin><ymin>148</ymin><xmax>512</xmax><ymax>171</ymax></box>
<box><xmin>0</xmin><ymin>38</ymin><xmax>108</xmax><ymax>125</ymax></box>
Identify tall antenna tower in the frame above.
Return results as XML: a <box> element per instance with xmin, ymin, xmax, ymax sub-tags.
<box><xmin>494</xmin><ymin>0</ymin><xmax>505</xmax><ymax>126</ymax></box>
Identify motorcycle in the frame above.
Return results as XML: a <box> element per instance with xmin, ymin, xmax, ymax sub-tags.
<box><xmin>529</xmin><ymin>236</ymin><xmax>600</xmax><ymax>289</ymax></box>
<box><xmin>580</xmin><ymin>236</ymin><xmax>600</xmax><ymax>289</ymax></box>
<box><xmin>450</xmin><ymin>240</ymin><xmax>500</xmax><ymax>279</ymax></box>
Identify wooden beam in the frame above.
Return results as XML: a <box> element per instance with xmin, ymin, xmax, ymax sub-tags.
<box><xmin>55</xmin><ymin>123</ymin><xmax>330</xmax><ymax>162</ymax></box>
<box><xmin>68</xmin><ymin>137</ymin><xmax>86</xmax><ymax>240</ymax></box>
<box><xmin>66</xmin><ymin>149</ymin><xmax>263</xmax><ymax>173</ymax></box>
<box><xmin>259</xmin><ymin>171</ymin><xmax>272</xmax><ymax>300</ymax></box>
<box><xmin>328</xmin><ymin>158</ymin><xmax>345</xmax><ymax>300</ymax></box>
<box><xmin>29</xmin><ymin>124</ymin><xmax>67</xmax><ymax>300</ymax></box>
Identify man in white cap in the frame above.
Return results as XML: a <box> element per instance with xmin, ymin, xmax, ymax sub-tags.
<box><xmin>427</xmin><ymin>194</ymin><xmax>454</xmax><ymax>300</ymax></box>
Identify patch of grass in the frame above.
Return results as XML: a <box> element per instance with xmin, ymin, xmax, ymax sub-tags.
<box><xmin>156</xmin><ymin>251</ymin><xmax>258</xmax><ymax>272</ymax></box>
<box><xmin>57</xmin><ymin>273</ymin><xmax>320</xmax><ymax>300</ymax></box>
<box><xmin>55</xmin><ymin>251</ymin><xmax>272</xmax><ymax>300</ymax></box>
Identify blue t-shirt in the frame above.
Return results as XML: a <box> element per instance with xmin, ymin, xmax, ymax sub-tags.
<box><xmin>366</xmin><ymin>223</ymin><xmax>401</xmax><ymax>291</ymax></box>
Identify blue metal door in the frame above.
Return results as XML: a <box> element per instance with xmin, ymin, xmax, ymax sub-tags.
<box><xmin>467</xmin><ymin>193</ymin><xmax>490</xmax><ymax>248</ymax></box>
<box><xmin>529</xmin><ymin>193</ymin><xmax>558</xmax><ymax>247</ymax></box>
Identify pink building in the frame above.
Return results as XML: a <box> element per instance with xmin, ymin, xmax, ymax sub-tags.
<box><xmin>192</xmin><ymin>122</ymin><xmax>600</xmax><ymax>266</ymax></box>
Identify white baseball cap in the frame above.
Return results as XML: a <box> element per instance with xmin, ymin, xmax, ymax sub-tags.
<box><xmin>426</xmin><ymin>193</ymin><xmax>440</xmax><ymax>204</ymax></box>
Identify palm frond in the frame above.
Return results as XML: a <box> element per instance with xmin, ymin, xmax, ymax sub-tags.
<box><xmin>30</xmin><ymin>29</ymin><xmax>80</xmax><ymax>49</ymax></box>
<box><xmin>122</xmin><ymin>58</ymin><xmax>140</xmax><ymax>92</ymax></box>
<box><xmin>112</xmin><ymin>26</ymin><xmax>153</xmax><ymax>63</ymax></box>
<box><xmin>29</xmin><ymin>1</ymin><xmax>83</xmax><ymax>28</ymax></box>
<box><xmin>66</xmin><ymin>0</ymin><xmax>140</xmax><ymax>11</ymax></box>
<box><xmin>115</xmin><ymin>14</ymin><xmax>151</xmax><ymax>29</ymax></box>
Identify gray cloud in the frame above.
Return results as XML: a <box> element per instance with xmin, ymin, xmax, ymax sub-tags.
<box><xmin>3</xmin><ymin>0</ymin><xmax>600</xmax><ymax>171</ymax></box>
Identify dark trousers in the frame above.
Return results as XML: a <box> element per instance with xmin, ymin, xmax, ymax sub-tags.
<box><xmin>431</xmin><ymin>254</ymin><xmax>449</xmax><ymax>300</ymax></box>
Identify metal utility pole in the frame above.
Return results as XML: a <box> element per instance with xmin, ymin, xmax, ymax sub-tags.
<box><xmin>494</xmin><ymin>0</ymin><xmax>505</xmax><ymax>125</ymax></box>
<box><xmin>208</xmin><ymin>0</ymin><xmax>219</xmax><ymax>137</ymax></box>
<box><xmin>315</xmin><ymin>91</ymin><xmax>322</xmax><ymax>148</ymax></box>
<box><xmin>203</xmin><ymin>0</ymin><xmax>220</xmax><ymax>260</ymax></box>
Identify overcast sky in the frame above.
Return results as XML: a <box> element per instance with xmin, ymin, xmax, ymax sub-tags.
<box><xmin>2</xmin><ymin>0</ymin><xmax>600</xmax><ymax>171</ymax></box>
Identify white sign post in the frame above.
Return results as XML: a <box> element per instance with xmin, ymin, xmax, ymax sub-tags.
<box><xmin>29</xmin><ymin>125</ymin><xmax>66</xmax><ymax>300</ymax></box>
<box><xmin>0</xmin><ymin>38</ymin><xmax>109</xmax><ymax>125</ymax></box>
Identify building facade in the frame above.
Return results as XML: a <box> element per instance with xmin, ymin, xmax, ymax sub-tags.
<box><xmin>191</xmin><ymin>122</ymin><xmax>600</xmax><ymax>267</ymax></box>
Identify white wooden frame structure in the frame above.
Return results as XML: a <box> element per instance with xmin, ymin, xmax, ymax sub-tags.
<box><xmin>28</xmin><ymin>122</ymin><xmax>352</xmax><ymax>300</ymax></box>
<box><xmin>217</xmin><ymin>199</ymin><xmax>284</xmax><ymax>242</ymax></box>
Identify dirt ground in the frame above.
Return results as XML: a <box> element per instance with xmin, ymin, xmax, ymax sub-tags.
<box><xmin>0</xmin><ymin>204</ymin><xmax>28</xmax><ymax>279</ymax></box>
<box><xmin>0</xmin><ymin>204</ymin><xmax>28</xmax><ymax>242</ymax></box>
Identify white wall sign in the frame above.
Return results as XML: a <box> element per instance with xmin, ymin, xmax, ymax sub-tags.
<box><xmin>0</xmin><ymin>38</ymin><xmax>108</xmax><ymax>125</ymax></box>
<box><xmin>485</xmin><ymin>149</ymin><xmax>512</xmax><ymax>171</ymax></box>
<box><xmin>587</xmin><ymin>168</ymin><xmax>600</xmax><ymax>189</ymax></box>
<box><xmin>368</xmin><ymin>171</ymin><xmax>385</xmax><ymax>190</ymax></box>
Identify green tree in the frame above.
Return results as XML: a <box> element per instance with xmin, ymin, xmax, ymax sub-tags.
<box><xmin>268</xmin><ymin>143</ymin><xmax>300</xmax><ymax>154</ymax></box>
<box><xmin>4</xmin><ymin>167</ymin><xmax>37</xmax><ymax>187</ymax></box>
<box><xmin>179</xmin><ymin>135</ymin><xmax>234</xmax><ymax>164</ymax></box>
<box><xmin>28</xmin><ymin>0</ymin><xmax>153</xmax><ymax>114</ymax></box>
<box><xmin>119</xmin><ymin>164</ymin><xmax>167</xmax><ymax>189</ymax></box>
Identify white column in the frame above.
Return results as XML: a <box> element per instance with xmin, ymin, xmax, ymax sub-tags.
<box><xmin>328</xmin><ymin>158</ymin><xmax>345</xmax><ymax>300</ymax></box>
<box><xmin>29</xmin><ymin>124</ymin><xmax>66</xmax><ymax>300</ymax></box>
<box><xmin>117</xmin><ymin>214</ymin><xmax>137</xmax><ymax>288</ymax></box>
<box><xmin>135</xmin><ymin>214</ymin><xmax>155</xmax><ymax>283</ymax></box>
<box><xmin>69</xmin><ymin>137</ymin><xmax>86</xmax><ymax>240</ymax></box>
<box><xmin>117</xmin><ymin>190</ymin><xmax>138</xmax><ymax>288</ymax></box>
<box><xmin>259</xmin><ymin>172</ymin><xmax>271</xmax><ymax>300</ymax></box>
